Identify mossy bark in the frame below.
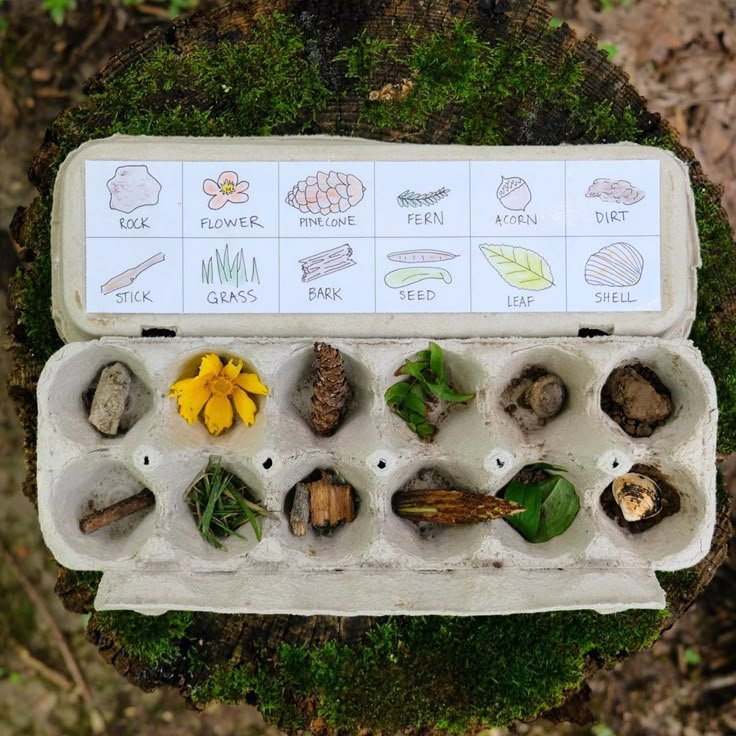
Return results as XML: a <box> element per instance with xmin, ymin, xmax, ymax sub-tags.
<box><xmin>8</xmin><ymin>0</ymin><xmax>736</xmax><ymax>731</ymax></box>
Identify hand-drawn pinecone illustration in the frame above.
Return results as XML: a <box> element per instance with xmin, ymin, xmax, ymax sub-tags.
<box><xmin>310</xmin><ymin>342</ymin><xmax>350</xmax><ymax>436</ymax></box>
<box><xmin>285</xmin><ymin>171</ymin><xmax>365</xmax><ymax>215</ymax></box>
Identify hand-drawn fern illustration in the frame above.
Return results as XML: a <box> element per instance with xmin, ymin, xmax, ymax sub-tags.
<box><xmin>396</xmin><ymin>186</ymin><xmax>451</xmax><ymax>208</ymax></box>
<box><xmin>201</xmin><ymin>243</ymin><xmax>260</xmax><ymax>288</ymax></box>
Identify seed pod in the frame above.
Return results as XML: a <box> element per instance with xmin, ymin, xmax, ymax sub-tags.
<box><xmin>393</xmin><ymin>488</ymin><xmax>524</xmax><ymax>525</ymax></box>
<box><xmin>612</xmin><ymin>472</ymin><xmax>662</xmax><ymax>522</ymax></box>
<box><xmin>285</xmin><ymin>171</ymin><xmax>365</xmax><ymax>215</ymax></box>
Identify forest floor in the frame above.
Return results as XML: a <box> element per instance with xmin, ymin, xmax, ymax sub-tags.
<box><xmin>0</xmin><ymin>0</ymin><xmax>734</xmax><ymax>734</ymax></box>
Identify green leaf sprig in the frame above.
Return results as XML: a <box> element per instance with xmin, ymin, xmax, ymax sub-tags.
<box><xmin>187</xmin><ymin>459</ymin><xmax>270</xmax><ymax>549</ymax></box>
<box><xmin>385</xmin><ymin>342</ymin><xmax>475</xmax><ymax>440</ymax></box>
<box><xmin>503</xmin><ymin>463</ymin><xmax>580</xmax><ymax>543</ymax></box>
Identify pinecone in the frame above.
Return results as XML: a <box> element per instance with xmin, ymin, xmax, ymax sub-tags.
<box><xmin>310</xmin><ymin>342</ymin><xmax>350</xmax><ymax>436</ymax></box>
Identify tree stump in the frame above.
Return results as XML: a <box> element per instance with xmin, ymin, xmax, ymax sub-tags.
<box><xmin>8</xmin><ymin>0</ymin><xmax>736</xmax><ymax>731</ymax></box>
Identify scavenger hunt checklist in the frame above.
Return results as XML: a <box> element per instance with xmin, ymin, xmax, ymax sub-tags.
<box><xmin>84</xmin><ymin>158</ymin><xmax>661</xmax><ymax>315</ymax></box>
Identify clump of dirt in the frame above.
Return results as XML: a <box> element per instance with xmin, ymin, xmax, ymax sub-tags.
<box><xmin>601</xmin><ymin>363</ymin><xmax>673</xmax><ymax>437</ymax></box>
<box><xmin>501</xmin><ymin>365</ymin><xmax>567</xmax><ymax>432</ymax></box>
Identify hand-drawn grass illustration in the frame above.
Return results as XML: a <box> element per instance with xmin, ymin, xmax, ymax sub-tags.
<box><xmin>203</xmin><ymin>171</ymin><xmax>250</xmax><ymax>210</ymax></box>
<box><xmin>384</xmin><ymin>267</ymin><xmax>452</xmax><ymax>288</ymax></box>
<box><xmin>479</xmin><ymin>243</ymin><xmax>554</xmax><ymax>291</ymax></box>
<box><xmin>396</xmin><ymin>187</ymin><xmax>450</xmax><ymax>208</ymax></box>
<box><xmin>106</xmin><ymin>165</ymin><xmax>162</xmax><ymax>213</ymax></box>
<box><xmin>201</xmin><ymin>243</ymin><xmax>260</xmax><ymax>288</ymax></box>
<box><xmin>100</xmin><ymin>252</ymin><xmax>165</xmax><ymax>294</ymax></box>
<box><xmin>285</xmin><ymin>171</ymin><xmax>365</xmax><ymax>215</ymax></box>
<box><xmin>299</xmin><ymin>243</ymin><xmax>356</xmax><ymax>282</ymax></box>
<box><xmin>497</xmin><ymin>175</ymin><xmax>532</xmax><ymax>212</ymax></box>
<box><xmin>584</xmin><ymin>242</ymin><xmax>644</xmax><ymax>287</ymax></box>
<box><xmin>585</xmin><ymin>178</ymin><xmax>645</xmax><ymax>205</ymax></box>
<box><xmin>387</xmin><ymin>249</ymin><xmax>458</xmax><ymax>263</ymax></box>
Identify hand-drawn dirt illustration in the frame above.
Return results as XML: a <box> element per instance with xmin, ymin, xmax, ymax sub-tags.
<box><xmin>285</xmin><ymin>171</ymin><xmax>365</xmax><ymax>215</ymax></box>
<box><xmin>584</xmin><ymin>241</ymin><xmax>644</xmax><ymax>287</ymax></box>
<box><xmin>201</xmin><ymin>243</ymin><xmax>260</xmax><ymax>287</ymax></box>
<box><xmin>384</xmin><ymin>267</ymin><xmax>452</xmax><ymax>288</ymax></box>
<box><xmin>585</xmin><ymin>178</ymin><xmax>645</xmax><ymax>205</ymax></box>
<box><xmin>106</xmin><ymin>165</ymin><xmax>162</xmax><ymax>213</ymax></box>
<box><xmin>387</xmin><ymin>249</ymin><xmax>458</xmax><ymax>263</ymax></box>
<box><xmin>203</xmin><ymin>171</ymin><xmax>250</xmax><ymax>210</ymax></box>
<box><xmin>396</xmin><ymin>187</ymin><xmax>450</xmax><ymax>208</ymax></box>
<box><xmin>479</xmin><ymin>243</ymin><xmax>554</xmax><ymax>291</ymax></box>
<box><xmin>299</xmin><ymin>243</ymin><xmax>356</xmax><ymax>282</ymax></box>
<box><xmin>497</xmin><ymin>176</ymin><xmax>532</xmax><ymax>212</ymax></box>
<box><xmin>100</xmin><ymin>252</ymin><xmax>165</xmax><ymax>294</ymax></box>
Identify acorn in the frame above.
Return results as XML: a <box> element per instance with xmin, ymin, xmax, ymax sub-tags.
<box><xmin>612</xmin><ymin>472</ymin><xmax>662</xmax><ymax>522</ymax></box>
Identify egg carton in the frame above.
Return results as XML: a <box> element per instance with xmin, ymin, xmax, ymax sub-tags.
<box><xmin>36</xmin><ymin>335</ymin><xmax>717</xmax><ymax>616</ymax></box>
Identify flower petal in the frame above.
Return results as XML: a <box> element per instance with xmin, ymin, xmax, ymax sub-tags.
<box><xmin>198</xmin><ymin>353</ymin><xmax>223</xmax><ymax>378</ymax></box>
<box><xmin>204</xmin><ymin>394</ymin><xmax>233</xmax><ymax>436</ymax></box>
<box><xmin>234</xmin><ymin>181</ymin><xmax>249</xmax><ymax>193</ymax></box>
<box><xmin>203</xmin><ymin>179</ymin><xmax>220</xmax><ymax>195</ymax></box>
<box><xmin>222</xmin><ymin>358</ymin><xmax>243</xmax><ymax>380</ymax></box>
<box><xmin>235</xmin><ymin>372</ymin><xmax>269</xmax><ymax>396</ymax></box>
<box><xmin>171</xmin><ymin>375</ymin><xmax>211</xmax><ymax>424</ymax></box>
<box><xmin>232</xmin><ymin>387</ymin><xmax>257</xmax><ymax>426</ymax></box>
<box><xmin>208</xmin><ymin>193</ymin><xmax>229</xmax><ymax>210</ymax></box>
<box><xmin>218</xmin><ymin>171</ymin><xmax>238</xmax><ymax>187</ymax></box>
<box><xmin>226</xmin><ymin>192</ymin><xmax>249</xmax><ymax>204</ymax></box>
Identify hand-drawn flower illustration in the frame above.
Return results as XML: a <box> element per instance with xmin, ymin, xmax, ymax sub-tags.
<box><xmin>170</xmin><ymin>353</ymin><xmax>268</xmax><ymax>436</ymax></box>
<box><xmin>203</xmin><ymin>171</ymin><xmax>250</xmax><ymax>210</ymax></box>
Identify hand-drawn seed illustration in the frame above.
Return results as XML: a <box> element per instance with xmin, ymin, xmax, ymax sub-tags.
<box><xmin>496</xmin><ymin>175</ymin><xmax>532</xmax><ymax>212</ymax></box>
<box><xmin>396</xmin><ymin>187</ymin><xmax>450</xmax><ymax>208</ymax></box>
<box><xmin>299</xmin><ymin>243</ymin><xmax>356</xmax><ymax>282</ymax></box>
<box><xmin>100</xmin><ymin>252</ymin><xmax>165</xmax><ymax>295</ymax></box>
<box><xmin>585</xmin><ymin>178</ymin><xmax>645</xmax><ymax>205</ymax></box>
<box><xmin>387</xmin><ymin>249</ymin><xmax>458</xmax><ymax>264</ymax></box>
<box><xmin>384</xmin><ymin>267</ymin><xmax>452</xmax><ymax>288</ymax></box>
<box><xmin>106</xmin><ymin>165</ymin><xmax>162</xmax><ymax>213</ymax></box>
<box><xmin>201</xmin><ymin>243</ymin><xmax>260</xmax><ymax>288</ymax></box>
<box><xmin>285</xmin><ymin>171</ymin><xmax>365</xmax><ymax>215</ymax></box>
<box><xmin>585</xmin><ymin>242</ymin><xmax>644</xmax><ymax>287</ymax></box>
<box><xmin>479</xmin><ymin>244</ymin><xmax>554</xmax><ymax>291</ymax></box>
<box><xmin>203</xmin><ymin>171</ymin><xmax>250</xmax><ymax>210</ymax></box>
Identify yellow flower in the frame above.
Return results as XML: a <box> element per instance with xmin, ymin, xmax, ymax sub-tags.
<box><xmin>169</xmin><ymin>353</ymin><xmax>269</xmax><ymax>436</ymax></box>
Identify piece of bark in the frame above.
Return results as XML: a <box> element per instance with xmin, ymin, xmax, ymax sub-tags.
<box><xmin>308</xmin><ymin>472</ymin><xmax>355</xmax><ymax>530</ymax></box>
<box><xmin>393</xmin><ymin>489</ymin><xmax>524</xmax><ymax>525</ymax></box>
<box><xmin>88</xmin><ymin>362</ymin><xmax>132</xmax><ymax>435</ymax></box>
<box><xmin>310</xmin><ymin>342</ymin><xmax>350</xmax><ymax>436</ymax></box>
<box><xmin>299</xmin><ymin>243</ymin><xmax>355</xmax><ymax>282</ymax></box>
<box><xmin>79</xmin><ymin>489</ymin><xmax>155</xmax><ymax>534</ymax></box>
<box><xmin>290</xmin><ymin>482</ymin><xmax>311</xmax><ymax>537</ymax></box>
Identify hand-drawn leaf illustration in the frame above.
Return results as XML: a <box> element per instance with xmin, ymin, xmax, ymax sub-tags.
<box><xmin>396</xmin><ymin>187</ymin><xmax>450</xmax><ymax>208</ymax></box>
<box><xmin>479</xmin><ymin>244</ymin><xmax>555</xmax><ymax>291</ymax></box>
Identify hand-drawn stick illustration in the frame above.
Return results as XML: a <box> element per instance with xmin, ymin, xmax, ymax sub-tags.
<box><xmin>496</xmin><ymin>176</ymin><xmax>532</xmax><ymax>212</ymax></box>
<box><xmin>101</xmin><ymin>252</ymin><xmax>165</xmax><ymax>294</ymax></box>
<box><xmin>384</xmin><ymin>267</ymin><xmax>452</xmax><ymax>288</ymax></box>
<box><xmin>201</xmin><ymin>243</ymin><xmax>260</xmax><ymax>288</ymax></box>
<box><xmin>106</xmin><ymin>165</ymin><xmax>162</xmax><ymax>213</ymax></box>
<box><xmin>286</xmin><ymin>171</ymin><xmax>365</xmax><ymax>216</ymax></box>
<box><xmin>387</xmin><ymin>249</ymin><xmax>458</xmax><ymax>264</ymax></box>
<box><xmin>203</xmin><ymin>171</ymin><xmax>250</xmax><ymax>210</ymax></box>
<box><xmin>585</xmin><ymin>178</ymin><xmax>645</xmax><ymax>205</ymax></box>
<box><xmin>584</xmin><ymin>242</ymin><xmax>643</xmax><ymax>287</ymax></box>
<box><xmin>299</xmin><ymin>243</ymin><xmax>356</xmax><ymax>282</ymax></box>
<box><xmin>479</xmin><ymin>244</ymin><xmax>554</xmax><ymax>291</ymax></box>
<box><xmin>396</xmin><ymin>187</ymin><xmax>450</xmax><ymax>208</ymax></box>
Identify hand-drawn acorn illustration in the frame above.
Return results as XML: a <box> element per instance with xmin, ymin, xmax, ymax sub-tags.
<box><xmin>496</xmin><ymin>175</ymin><xmax>532</xmax><ymax>211</ymax></box>
<box><xmin>285</xmin><ymin>171</ymin><xmax>365</xmax><ymax>215</ymax></box>
<box><xmin>585</xmin><ymin>178</ymin><xmax>645</xmax><ymax>205</ymax></box>
<box><xmin>106</xmin><ymin>165</ymin><xmax>162</xmax><ymax>213</ymax></box>
<box><xmin>612</xmin><ymin>472</ymin><xmax>662</xmax><ymax>522</ymax></box>
<box><xmin>585</xmin><ymin>242</ymin><xmax>644</xmax><ymax>287</ymax></box>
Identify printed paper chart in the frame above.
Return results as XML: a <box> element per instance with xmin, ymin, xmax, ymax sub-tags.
<box><xmin>85</xmin><ymin>159</ymin><xmax>661</xmax><ymax>315</ymax></box>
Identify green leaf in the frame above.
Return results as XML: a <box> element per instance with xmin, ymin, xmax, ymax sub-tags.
<box><xmin>479</xmin><ymin>244</ymin><xmax>555</xmax><ymax>291</ymax></box>
<box><xmin>403</xmin><ymin>390</ymin><xmax>428</xmax><ymax>416</ymax></box>
<box><xmin>398</xmin><ymin>360</ymin><xmax>430</xmax><ymax>386</ymax></box>
<box><xmin>429</xmin><ymin>341</ymin><xmax>445</xmax><ymax>383</ymax></box>
<box><xmin>385</xmin><ymin>381</ymin><xmax>411</xmax><ymax>405</ymax></box>
<box><xmin>414</xmin><ymin>422</ymin><xmax>435</xmax><ymax>438</ymax></box>
<box><xmin>504</xmin><ymin>481</ymin><xmax>542</xmax><ymax>539</ymax></box>
<box><xmin>534</xmin><ymin>476</ymin><xmax>580</xmax><ymax>543</ymax></box>
<box><xmin>425</xmin><ymin>381</ymin><xmax>475</xmax><ymax>403</ymax></box>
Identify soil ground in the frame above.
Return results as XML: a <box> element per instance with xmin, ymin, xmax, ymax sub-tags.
<box><xmin>0</xmin><ymin>1</ymin><xmax>735</xmax><ymax>734</ymax></box>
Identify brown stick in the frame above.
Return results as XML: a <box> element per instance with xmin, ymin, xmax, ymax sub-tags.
<box><xmin>289</xmin><ymin>482</ymin><xmax>311</xmax><ymax>537</ymax></box>
<box><xmin>79</xmin><ymin>489</ymin><xmax>155</xmax><ymax>534</ymax></box>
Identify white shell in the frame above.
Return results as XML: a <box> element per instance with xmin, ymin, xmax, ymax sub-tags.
<box><xmin>612</xmin><ymin>472</ymin><xmax>662</xmax><ymax>522</ymax></box>
<box><xmin>585</xmin><ymin>242</ymin><xmax>644</xmax><ymax>287</ymax></box>
<box><xmin>497</xmin><ymin>176</ymin><xmax>532</xmax><ymax>212</ymax></box>
<box><xmin>285</xmin><ymin>170</ymin><xmax>365</xmax><ymax>215</ymax></box>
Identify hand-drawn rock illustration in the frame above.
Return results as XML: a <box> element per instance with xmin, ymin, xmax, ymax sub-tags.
<box><xmin>201</xmin><ymin>243</ymin><xmax>259</xmax><ymax>288</ymax></box>
<box><xmin>285</xmin><ymin>171</ymin><xmax>365</xmax><ymax>215</ymax></box>
<box><xmin>299</xmin><ymin>243</ymin><xmax>356</xmax><ymax>282</ymax></box>
<box><xmin>496</xmin><ymin>176</ymin><xmax>532</xmax><ymax>212</ymax></box>
<box><xmin>203</xmin><ymin>171</ymin><xmax>250</xmax><ymax>210</ymax></box>
<box><xmin>106</xmin><ymin>165</ymin><xmax>162</xmax><ymax>213</ymax></box>
<box><xmin>100</xmin><ymin>252</ymin><xmax>165</xmax><ymax>295</ymax></box>
<box><xmin>384</xmin><ymin>267</ymin><xmax>452</xmax><ymax>288</ymax></box>
<box><xmin>479</xmin><ymin>244</ymin><xmax>554</xmax><ymax>291</ymax></box>
<box><xmin>585</xmin><ymin>242</ymin><xmax>644</xmax><ymax>287</ymax></box>
<box><xmin>396</xmin><ymin>187</ymin><xmax>450</xmax><ymax>208</ymax></box>
<box><xmin>585</xmin><ymin>178</ymin><xmax>645</xmax><ymax>205</ymax></box>
<box><xmin>387</xmin><ymin>249</ymin><xmax>458</xmax><ymax>263</ymax></box>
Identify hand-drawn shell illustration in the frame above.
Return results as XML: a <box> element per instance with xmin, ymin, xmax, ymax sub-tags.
<box><xmin>106</xmin><ymin>165</ymin><xmax>162</xmax><ymax>213</ymax></box>
<box><xmin>285</xmin><ymin>171</ymin><xmax>365</xmax><ymax>215</ymax></box>
<box><xmin>496</xmin><ymin>175</ymin><xmax>532</xmax><ymax>212</ymax></box>
<box><xmin>584</xmin><ymin>242</ymin><xmax>644</xmax><ymax>287</ymax></box>
<box><xmin>585</xmin><ymin>178</ymin><xmax>645</xmax><ymax>205</ymax></box>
